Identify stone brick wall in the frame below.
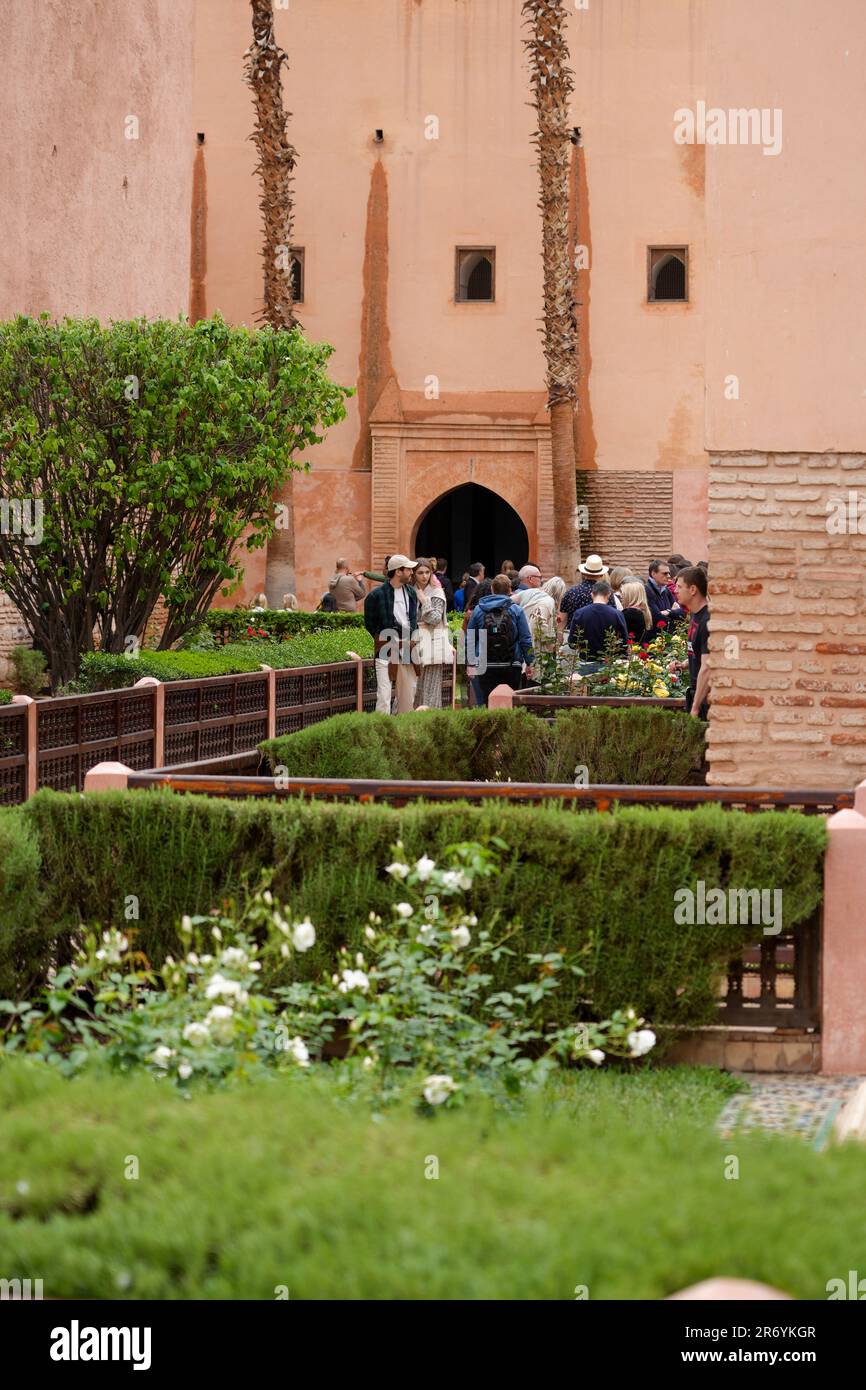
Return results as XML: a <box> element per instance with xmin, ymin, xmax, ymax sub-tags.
<box><xmin>707</xmin><ymin>453</ymin><xmax>866</xmax><ymax>788</ymax></box>
<box><xmin>0</xmin><ymin>595</ymin><xmax>30</xmax><ymax>686</ymax></box>
<box><xmin>582</xmin><ymin>470</ymin><xmax>674</xmax><ymax>573</ymax></box>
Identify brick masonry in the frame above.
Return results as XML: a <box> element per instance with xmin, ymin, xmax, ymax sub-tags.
<box><xmin>0</xmin><ymin>594</ymin><xmax>30</xmax><ymax>685</ymax></box>
<box><xmin>582</xmin><ymin>470</ymin><xmax>674</xmax><ymax>573</ymax></box>
<box><xmin>707</xmin><ymin>453</ymin><xmax>866</xmax><ymax>788</ymax></box>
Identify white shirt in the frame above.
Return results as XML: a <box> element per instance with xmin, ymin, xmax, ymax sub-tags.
<box><xmin>392</xmin><ymin>584</ymin><xmax>409</xmax><ymax>639</ymax></box>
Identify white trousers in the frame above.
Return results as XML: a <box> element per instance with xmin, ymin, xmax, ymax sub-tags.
<box><xmin>375</xmin><ymin>658</ymin><xmax>417</xmax><ymax>714</ymax></box>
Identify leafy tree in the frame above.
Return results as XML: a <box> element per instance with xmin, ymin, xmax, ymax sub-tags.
<box><xmin>0</xmin><ymin>313</ymin><xmax>349</xmax><ymax>686</ymax></box>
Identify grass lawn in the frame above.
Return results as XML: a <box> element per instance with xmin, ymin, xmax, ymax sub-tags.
<box><xmin>1</xmin><ymin>1061</ymin><xmax>864</xmax><ymax>1300</ymax></box>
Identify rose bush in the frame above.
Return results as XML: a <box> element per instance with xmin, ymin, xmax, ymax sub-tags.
<box><xmin>0</xmin><ymin>841</ymin><xmax>655</xmax><ymax>1109</ymax></box>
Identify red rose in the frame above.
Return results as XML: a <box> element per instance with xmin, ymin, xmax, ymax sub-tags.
<box><xmin>657</xmin><ymin>620</ymin><xmax>667</xmax><ymax>629</ymax></box>
<box><xmin>247</xmin><ymin>626</ymin><xmax>254</xmax><ymax>635</ymax></box>
<box><xmin>637</xmin><ymin>651</ymin><xmax>649</xmax><ymax>662</ymax></box>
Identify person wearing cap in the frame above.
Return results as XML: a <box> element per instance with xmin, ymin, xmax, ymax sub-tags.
<box><xmin>328</xmin><ymin>558</ymin><xmax>366</xmax><ymax>612</ymax></box>
<box><xmin>561</xmin><ymin>554</ymin><xmax>609</xmax><ymax>626</ymax></box>
<box><xmin>363</xmin><ymin>554</ymin><xmax>419</xmax><ymax>714</ymax></box>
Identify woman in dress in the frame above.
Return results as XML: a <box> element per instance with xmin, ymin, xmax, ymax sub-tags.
<box><xmin>412</xmin><ymin>556</ymin><xmax>454</xmax><ymax>708</ymax></box>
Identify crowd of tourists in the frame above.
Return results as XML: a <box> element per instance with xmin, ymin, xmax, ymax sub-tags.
<box><xmin>254</xmin><ymin>551</ymin><xmax>710</xmax><ymax>720</ymax></box>
<box><xmin>351</xmin><ymin>551</ymin><xmax>710</xmax><ymax>720</ymax></box>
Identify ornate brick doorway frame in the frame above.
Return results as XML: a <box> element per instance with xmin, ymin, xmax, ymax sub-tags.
<box><xmin>368</xmin><ymin>387</ymin><xmax>553</xmax><ymax>572</ymax></box>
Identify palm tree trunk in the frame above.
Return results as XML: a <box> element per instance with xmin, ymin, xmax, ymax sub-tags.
<box><xmin>245</xmin><ymin>0</ymin><xmax>299</xmax><ymax>602</ymax></box>
<box><xmin>523</xmin><ymin>0</ymin><xmax>581</xmax><ymax>582</ymax></box>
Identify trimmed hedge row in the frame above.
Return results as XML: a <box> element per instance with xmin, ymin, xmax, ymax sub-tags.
<box><xmin>70</xmin><ymin>631</ymin><xmax>375</xmax><ymax>691</ymax></box>
<box><xmin>261</xmin><ymin>707</ymin><xmax>707</xmax><ymax>786</ymax></box>
<box><xmin>204</xmin><ymin>609</ymin><xmax>366</xmax><ymax>643</ymax></box>
<box><xmin>4</xmin><ymin>790</ymin><xmax>826</xmax><ymax>1033</ymax></box>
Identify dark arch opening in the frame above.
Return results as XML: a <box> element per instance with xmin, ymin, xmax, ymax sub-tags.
<box><xmin>652</xmin><ymin>253</ymin><xmax>685</xmax><ymax>301</ymax></box>
<box><xmin>413</xmin><ymin>484</ymin><xmax>529</xmax><ymax>589</ymax></box>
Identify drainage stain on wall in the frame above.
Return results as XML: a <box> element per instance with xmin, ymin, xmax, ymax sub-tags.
<box><xmin>189</xmin><ymin>140</ymin><xmax>207</xmax><ymax>323</ymax></box>
<box><xmin>570</xmin><ymin>142</ymin><xmax>597</xmax><ymax>472</ymax></box>
<box><xmin>352</xmin><ymin>159</ymin><xmax>396</xmax><ymax>471</ymax></box>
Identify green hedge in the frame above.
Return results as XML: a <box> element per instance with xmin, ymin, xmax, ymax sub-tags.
<box><xmin>204</xmin><ymin>609</ymin><xmax>366</xmax><ymax>643</ymax></box>
<box><xmin>13</xmin><ymin>790</ymin><xmax>825</xmax><ymax>1031</ymax></box>
<box><xmin>0</xmin><ymin>689</ymin><xmax>11</xmax><ymax>705</ymax></box>
<box><xmin>70</xmin><ymin>631</ymin><xmax>374</xmax><ymax>691</ymax></box>
<box><xmin>261</xmin><ymin>707</ymin><xmax>707</xmax><ymax>786</ymax></box>
<box><xmin>0</xmin><ymin>807</ymin><xmax>43</xmax><ymax>998</ymax></box>
<box><xmin>5</xmin><ymin>1062</ymin><xmax>866</xmax><ymax>1299</ymax></box>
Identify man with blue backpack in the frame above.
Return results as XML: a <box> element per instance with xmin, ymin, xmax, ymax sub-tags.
<box><xmin>466</xmin><ymin>573</ymin><xmax>534</xmax><ymax>705</ymax></box>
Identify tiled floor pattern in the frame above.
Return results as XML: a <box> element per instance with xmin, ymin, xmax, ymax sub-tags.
<box><xmin>718</xmin><ymin>1074</ymin><xmax>864</xmax><ymax>1150</ymax></box>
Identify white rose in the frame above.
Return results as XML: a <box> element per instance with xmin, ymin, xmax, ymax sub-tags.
<box><xmin>182</xmin><ymin>1021</ymin><xmax>210</xmax><ymax>1047</ymax></box>
<box><xmin>177</xmin><ymin>1063</ymin><xmax>193</xmax><ymax>1080</ymax></box>
<box><xmin>338</xmin><ymin>969</ymin><xmax>369</xmax><ymax>994</ymax></box>
<box><xmin>386</xmin><ymin>862</ymin><xmax>410</xmax><ymax>880</ymax></box>
<box><xmin>211</xmin><ymin>925</ymin><xmax>222</xmax><ymax>942</ymax></box>
<box><xmin>205</xmin><ymin>1004</ymin><xmax>235</xmax><ymax>1042</ymax></box>
<box><xmin>205</xmin><ymin>973</ymin><xmax>243</xmax><ymax>1001</ymax></box>
<box><xmin>423</xmin><ymin>1074</ymin><xmax>458</xmax><ymax>1106</ymax></box>
<box><xmin>415</xmin><ymin>856</ymin><xmax>436</xmax><ymax>881</ymax></box>
<box><xmin>588</xmin><ymin>1049</ymin><xmax>605</xmax><ymax>1066</ymax></box>
<box><xmin>627</xmin><ymin>1029</ymin><xmax>656</xmax><ymax>1058</ymax></box>
<box><xmin>450</xmin><ymin>925</ymin><xmax>471</xmax><ymax>949</ymax></box>
<box><xmin>180</xmin><ymin>915</ymin><xmax>192</xmax><ymax>934</ymax></box>
<box><xmin>262</xmin><ymin>890</ymin><xmax>273</xmax><ymax>906</ymax></box>
<box><xmin>291</xmin><ymin>918</ymin><xmax>316</xmax><ymax>953</ymax></box>
<box><xmin>440</xmin><ymin>871</ymin><xmax>460</xmax><ymax>891</ymax></box>
<box><xmin>288</xmin><ymin>1036</ymin><xmax>310</xmax><ymax>1067</ymax></box>
<box><xmin>220</xmin><ymin>946</ymin><xmax>247</xmax><ymax>968</ymax></box>
<box><xmin>394</xmin><ymin>902</ymin><xmax>414</xmax><ymax>919</ymax></box>
<box><xmin>151</xmin><ymin>1045</ymin><xmax>174</xmax><ymax>1068</ymax></box>
<box><xmin>364</xmin><ymin>925</ymin><xmax>376</xmax><ymax>942</ymax></box>
<box><xmin>280</xmin><ymin>942</ymin><xmax>290</xmax><ymax>958</ymax></box>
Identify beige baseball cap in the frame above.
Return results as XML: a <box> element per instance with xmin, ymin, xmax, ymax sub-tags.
<box><xmin>386</xmin><ymin>554</ymin><xmax>414</xmax><ymax>571</ymax></box>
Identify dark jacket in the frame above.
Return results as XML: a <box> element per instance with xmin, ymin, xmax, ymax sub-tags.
<box><xmin>567</xmin><ymin>602</ymin><xmax>629</xmax><ymax>659</ymax></box>
<box><xmin>645</xmin><ymin>576</ymin><xmax>672</xmax><ymax>634</ymax></box>
<box><xmin>434</xmin><ymin>570</ymin><xmax>455</xmax><ymax>612</ymax></box>
<box><xmin>363</xmin><ymin>581</ymin><xmax>418</xmax><ymax>655</ymax></box>
<box><xmin>467</xmin><ymin>594</ymin><xmax>534</xmax><ymax>668</ymax></box>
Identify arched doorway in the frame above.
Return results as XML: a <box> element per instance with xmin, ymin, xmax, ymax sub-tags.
<box><xmin>413</xmin><ymin>483</ymin><xmax>529</xmax><ymax>584</ymax></box>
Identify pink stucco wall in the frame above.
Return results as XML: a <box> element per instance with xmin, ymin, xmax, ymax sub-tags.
<box><xmin>704</xmin><ymin>0</ymin><xmax>866</xmax><ymax>454</ymax></box>
<box><xmin>193</xmin><ymin>0</ymin><xmax>715</xmax><ymax>603</ymax></box>
<box><xmin>0</xmin><ymin>0</ymin><xmax>194</xmax><ymax>321</ymax></box>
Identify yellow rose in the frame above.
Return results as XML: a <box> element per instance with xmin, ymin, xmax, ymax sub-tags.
<box><xmin>652</xmin><ymin>681</ymin><xmax>670</xmax><ymax>698</ymax></box>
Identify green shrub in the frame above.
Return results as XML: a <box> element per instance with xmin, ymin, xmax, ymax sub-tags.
<box><xmin>18</xmin><ymin>790</ymin><xmax>825</xmax><ymax>1029</ymax></box>
<box><xmin>0</xmin><ymin>808</ymin><xmax>43</xmax><ymax>998</ymax></box>
<box><xmin>0</xmin><ymin>689</ymin><xmax>12</xmax><ymax>706</ymax></box>
<box><xmin>261</xmin><ymin>706</ymin><xmax>706</xmax><ymax>786</ymax></box>
<box><xmin>204</xmin><ymin>608</ymin><xmax>366</xmax><ymax>643</ymax></box>
<box><xmin>10</xmin><ymin>646</ymin><xmax>47</xmax><ymax>696</ymax></box>
<box><xmin>2</xmin><ymin>1061</ymin><xmax>865</xmax><ymax>1299</ymax></box>
<box><xmin>71</xmin><ymin>631</ymin><xmax>374</xmax><ymax>691</ymax></box>
<box><xmin>2</xmin><ymin>842</ymin><xmax>651</xmax><ymax>1099</ymax></box>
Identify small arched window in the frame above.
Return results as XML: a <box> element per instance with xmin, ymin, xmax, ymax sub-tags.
<box><xmin>456</xmin><ymin>248</ymin><xmax>495</xmax><ymax>302</ymax></box>
<box><xmin>290</xmin><ymin>248</ymin><xmax>305</xmax><ymax>304</ymax></box>
<box><xmin>648</xmin><ymin>246</ymin><xmax>688</xmax><ymax>302</ymax></box>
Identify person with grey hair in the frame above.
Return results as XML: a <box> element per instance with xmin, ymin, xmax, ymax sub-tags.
<box><xmin>513</xmin><ymin>563</ymin><xmax>542</xmax><ymax>596</ymax></box>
